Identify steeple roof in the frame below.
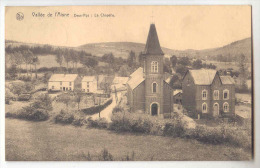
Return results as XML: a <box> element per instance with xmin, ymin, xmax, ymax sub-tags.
<box><xmin>143</xmin><ymin>24</ymin><xmax>164</xmax><ymax>55</ymax></box>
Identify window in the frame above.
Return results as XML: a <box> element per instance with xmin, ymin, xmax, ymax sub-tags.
<box><xmin>202</xmin><ymin>103</ymin><xmax>207</xmax><ymax>113</ymax></box>
<box><xmin>69</xmin><ymin>87</ymin><xmax>71</xmax><ymax>90</ymax></box>
<box><xmin>52</xmin><ymin>86</ymin><xmax>54</xmax><ymax>89</ymax></box>
<box><xmin>213</xmin><ymin>90</ymin><xmax>219</xmax><ymax>100</ymax></box>
<box><xmin>223</xmin><ymin>102</ymin><xmax>229</xmax><ymax>112</ymax></box>
<box><xmin>223</xmin><ymin>89</ymin><xmax>229</xmax><ymax>100</ymax></box>
<box><xmin>87</xmin><ymin>89</ymin><xmax>89</xmax><ymax>92</ymax></box>
<box><xmin>151</xmin><ymin>61</ymin><xmax>159</xmax><ymax>73</ymax></box>
<box><xmin>202</xmin><ymin>90</ymin><xmax>207</xmax><ymax>100</ymax></box>
<box><xmin>87</xmin><ymin>82</ymin><xmax>89</xmax><ymax>88</ymax></box>
<box><xmin>60</xmin><ymin>81</ymin><xmax>62</xmax><ymax>85</ymax></box>
<box><xmin>69</xmin><ymin>82</ymin><xmax>72</xmax><ymax>86</ymax></box>
<box><xmin>60</xmin><ymin>87</ymin><xmax>62</xmax><ymax>90</ymax></box>
<box><xmin>152</xmin><ymin>82</ymin><xmax>157</xmax><ymax>93</ymax></box>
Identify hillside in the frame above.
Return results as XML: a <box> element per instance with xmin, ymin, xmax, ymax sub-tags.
<box><xmin>78</xmin><ymin>37</ymin><xmax>252</xmax><ymax>62</ymax></box>
<box><xmin>78</xmin><ymin>42</ymin><xmax>178</xmax><ymax>58</ymax></box>
<box><xmin>5</xmin><ymin>37</ymin><xmax>252</xmax><ymax>62</ymax></box>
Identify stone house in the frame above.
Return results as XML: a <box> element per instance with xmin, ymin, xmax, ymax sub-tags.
<box><xmin>182</xmin><ymin>69</ymin><xmax>235</xmax><ymax>119</ymax></box>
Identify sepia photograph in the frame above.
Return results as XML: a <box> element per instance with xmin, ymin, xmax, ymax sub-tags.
<box><xmin>4</xmin><ymin>5</ymin><xmax>253</xmax><ymax>161</ymax></box>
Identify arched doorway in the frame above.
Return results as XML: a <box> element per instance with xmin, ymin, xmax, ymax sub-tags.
<box><xmin>151</xmin><ymin>103</ymin><xmax>158</xmax><ymax>116</ymax></box>
<box><xmin>213</xmin><ymin>103</ymin><xmax>219</xmax><ymax>117</ymax></box>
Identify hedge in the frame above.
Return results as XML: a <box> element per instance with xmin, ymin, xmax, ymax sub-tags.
<box><xmin>82</xmin><ymin>98</ymin><xmax>113</xmax><ymax>115</ymax></box>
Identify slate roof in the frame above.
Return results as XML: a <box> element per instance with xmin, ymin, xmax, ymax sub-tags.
<box><xmin>82</xmin><ymin>76</ymin><xmax>96</xmax><ymax>82</ymax></box>
<box><xmin>220</xmin><ymin>76</ymin><xmax>235</xmax><ymax>85</ymax></box>
<box><xmin>49</xmin><ymin>74</ymin><xmax>78</xmax><ymax>82</ymax></box>
<box><xmin>188</xmin><ymin>69</ymin><xmax>217</xmax><ymax>85</ymax></box>
<box><xmin>143</xmin><ymin>24</ymin><xmax>164</xmax><ymax>55</ymax></box>
<box><xmin>127</xmin><ymin>67</ymin><xmax>145</xmax><ymax>90</ymax></box>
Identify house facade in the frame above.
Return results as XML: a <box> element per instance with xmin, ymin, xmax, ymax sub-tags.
<box><xmin>127</xmin><ymin>24</ymin><xmax>173</xmax><ymax>118</ymax></box>
<box><xmin>48</xmin><ymin>74</ymin><xmax>81</xmax><ymax>92</ymax></box>
<box><xmin>82</xmin><ymin>76</ymin><xmax>98</xmax><ymax>93</ymax></box>
<box><xmin>182</xmin><ymin>69</ymin><xmax>235</xmax><ymax>119</ymax></box>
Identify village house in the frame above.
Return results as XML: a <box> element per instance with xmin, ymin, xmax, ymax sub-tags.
<box><xmin>48</xmin><ymin>74</ymin><xmax>81</xmax><ymax>92</ymax></box>
<box><xmin>82</xmin><ymin>76</ymin><xmax>98</xmax><ymax>93</ymax></box>
<box><xmin>111</xmin><ymin>76</ymin><xmax>129</xmax><ymax>92</ymax></box>
<box><xmin>127</xmin><ymin>23</ymin><xmax>173</xmax><ymax>118</ymax></box>
<box><xmin>182</xmin><ymin>69</ymin><xmax>235</xmax><ymax>119</ymax></box>
<box><xmin>173</xmin><ymin>89</ymin><xmax>182</xmax><ymax>104</ymax></box>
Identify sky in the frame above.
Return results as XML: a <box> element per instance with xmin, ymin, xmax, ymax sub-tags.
<box><xmin>5</xmin><ymin>6</ymin><xmax>251</xmax><ymax>50</ymax></box>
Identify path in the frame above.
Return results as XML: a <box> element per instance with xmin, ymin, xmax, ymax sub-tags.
<box><xmin>91</xmin><ymin>92</ymin><xmax>122</xmax><ymax>122</ymax></box>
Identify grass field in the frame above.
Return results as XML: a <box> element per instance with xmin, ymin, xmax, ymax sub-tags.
<box><xmin>5</xmin><ymin>118</ymin><xmax>251</xmax><ymax>161</ymax></box>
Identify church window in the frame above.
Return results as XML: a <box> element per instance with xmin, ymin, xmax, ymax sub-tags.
<box><xmin>151</xmin><ymin>61</ymin><xmax>158</xmax><ymax>73</ymax></box>
<box><xmin>152</xmin><ymin>82</ymin><xmax>157</xmax><ymax>93</ymax></box>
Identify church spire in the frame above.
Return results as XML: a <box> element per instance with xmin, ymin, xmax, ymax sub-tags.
<box><xmin>143</xmin><ymin>24</ymin><xmax>164</xmax><ymax>55</ymax></box>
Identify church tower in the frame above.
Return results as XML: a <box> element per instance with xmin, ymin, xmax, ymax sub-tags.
<box><xmin>143</xmin><ymin>24</ymin><xmax>164</xmax><ymax>117</ymax></box>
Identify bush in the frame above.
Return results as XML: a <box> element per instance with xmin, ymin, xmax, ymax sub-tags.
<box><xmin>87</xmin><ymin>117</ymin><xmax>108</xmax><ymax>129</ymax></box>
<box><xmin>82</xmin><ymin>98</ymin><xmax>112</xmax><ymax>115</ymax></box>
<box><xmin>17</xmin><ymin>75</ymin><xmax>32</xmax><ymax>82</ymax></box>
<box><xmin>54</xmin><ymin>110</ymin><xmax>75</xmax><ymax>124</ymax></box>
<box><xmin>110</xmin><ymin>112</ymin><xmax>153</xmax><ymax>133</ymax></box>
<box><xmin>72</xmin><ymin>115</ymin><xmax>86</xmax><ymax>127</ymax></box>
<box><xmin>98</xmin><ymin>148</ymin><xmax>113</xmax><ymax>161</ymax></box>
<box><xmin>6</xmin><ymin>106</ymin><xmax>49</xmax><ymax>121</ymax></box>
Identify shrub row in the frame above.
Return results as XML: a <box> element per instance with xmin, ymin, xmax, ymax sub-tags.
<box><xmin>109</xmin><ymin>110</ymin><xmax>252</xmax><ymax>150</ymax></box>
<box><xmin>54</xmin><ymin>109</ymin><xmax>109</xmax><ymax>128</ymax></box>
<box><xmin>6</xmin><ymin>106</ymin><xmax>49</xmax><ymax>121</ymax></box>
<box><xmin>82</xmin><ymin>98</ymin><xmax>113</xmax><ymax>115</ymax></box>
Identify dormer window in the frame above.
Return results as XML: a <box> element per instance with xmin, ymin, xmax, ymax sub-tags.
<box><xmin>151</xmin><ymin>61</ymin><xmax>158</xmax><ymax>73</ymax></box>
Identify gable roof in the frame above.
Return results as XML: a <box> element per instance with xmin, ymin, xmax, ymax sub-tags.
<box><xmin>143</xmin><ymin>24</ymin><xmax>164</xmax><ymax>55</ymax></box>
<box><xmin>127</xmin><ymin>67</ymin><xmax>145</xmax><ymax>90</ymax></box>
<box><xmin>49</xmin><ymin>74</ymin><xmax>78</xmax><ymax>82</ymax></box>
<box><xmin>220</xmin><ymin>76</ymin><xmax>235</xmax><ymax>85</ymax></box>
<box><xmin>188</xmin><ymin>69</ymin><xmax>217</xmax><ymax>85</ymax></box>
<box><xmin>82</xmin><ymin>76</ymin><xmax>96</xmax><ymax>82</ymax></box>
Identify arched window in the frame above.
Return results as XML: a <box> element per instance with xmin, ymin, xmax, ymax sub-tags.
<box><xmin>152</xmin><ymin>82</ymin><xmax>157</xmax><ymax>93</ymax></box>
<box><xmin>202</xmin><ymin>102</ymin><xmax>207</xmax><ymax>113</ymax></box>
<box><xmin>151</xmin><ymin>61</ymin><xmax>159</xmax><ymax>73</ymax></box>
<box><xmin>202</xmin><ymin>89</ymin><xmax>207</xmax><ymax>100</ymax></box>
<box><xmin>223</xmin><ymin>102</ymin><xmax>229</xmax><ymax>112</ymax></box>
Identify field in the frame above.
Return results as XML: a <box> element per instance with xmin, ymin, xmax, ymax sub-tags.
<box><xmin>5</xmin><ymin>118</ymin><xmax>251</xmax><ymax>161</ymax></box>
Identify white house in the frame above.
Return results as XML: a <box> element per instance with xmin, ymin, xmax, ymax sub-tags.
<box><xmin>82</xmin><ymin>76</ymin><xmax>98</xmax><ymax>93</ymax></box>
<box><xmin>48</xmin><ymin>74</ymin><xmax>81</xmax><ymax>92</ymax></box>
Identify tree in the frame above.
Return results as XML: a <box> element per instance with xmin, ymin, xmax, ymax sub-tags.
<box><xmin>170</xmin><ymin>55</ymin><xmax>178</xmax><ymax>68</ymax></box>
<box><xmin>127</xmin><ymin>50</ymin><xmax>136</xmax><ymax>67</ymax></box>
<box><xmin>81</xmin><ymin>57</ymin><xmax>98</xmax><ymax>68</ymax></box>
<box><xmin>118</xmin><ymin>65</ymin><xmax>130</xmax><ymax>77</ymax></box>
<box><xmin>32</xmin><ymin>93</ymin><xmax>53</xmax><ymax>112</ymax></box>
<box><xmin>22</xmin><ymin>50</ymin><xmax>33</xmax><ymax>76</ymax></box>
<box><xmin>32</xmin><ymin>55</ymin><xmax>40</xmax><ymax>78</ymax></box>
<box><xmin>178</xmin><ymin>57</ymin><xmax>190</xmax><ymax>66</ymax></box>
<box><xmin>176</xmin><ymin>65</ymin><xmax>188</xmax><ymax>76</ymax></box>
<box><xmin>237</xmin><ymin>54</ymin><xmax>248</xmax><ymax>90</ymax></box>
<box><xmin>64</xmin><ymin>49</ymin><xmax>71</xmax><ymax>71</ymax></box>
<box><xmin>192</xmin><ymin>59</ymin><xmax>203</xmax><ymax>69</ymax></box>
<box><xmin>57</xmin><ymin>93</ymin><xmax>72</xmax><ymax>112</ymax></box>
<box><xmin>10</xmin><ymin>82</ymin><xmax>26</xmax><ymax>96</ymax></box>
<box><xmin>74</xmin><ymin>91</ymin><xmax>84</xmax><ymax>110</ymax></box>
<box><xmin>55</xmin><ymin>48</ymin><xmax>64</xmax><ymax>71</ymax></box>
<box><xmin>7</xmin><ymin>65</ymin><xmax>18</xmax><ymax>79</ymax></box>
